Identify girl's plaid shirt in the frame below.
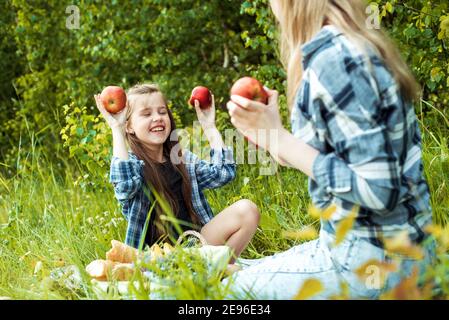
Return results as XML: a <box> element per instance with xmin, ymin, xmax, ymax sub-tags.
<box><xmin>292</xmin><ymin>25</ymin><xmax>432</xmax><ymax>247</ymax></box>
<box><xmin>109</xmin><ymin>147</ymin><xmax>236</xmax><ymax>248</ymax></box>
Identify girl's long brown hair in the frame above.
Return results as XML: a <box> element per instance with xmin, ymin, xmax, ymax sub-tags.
<box><xmin>125</xmin><ymin>84</ymin><xmax>199</xmax><ymax>243</ymax></box>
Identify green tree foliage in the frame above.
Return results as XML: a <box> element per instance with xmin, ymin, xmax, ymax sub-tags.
<box><xmin>0</xmin><ymin>0</ymin><xmax>277</xmax><ymax>175</ymax></box>
<box><xmin>372</xmin><ymin>0</ymin><xmax>449</xmax><ymax>108</ymax></box>
<box><xmin>0</xmin><ymin>0</ymin><xmax>24</xmax><ymax>163</ymax></box>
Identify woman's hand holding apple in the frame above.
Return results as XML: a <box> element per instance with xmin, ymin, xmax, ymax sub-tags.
<box><xmin>227</xmin><ymin>87</ymin><xmax>285</xmax><ymax>153</ymax></box>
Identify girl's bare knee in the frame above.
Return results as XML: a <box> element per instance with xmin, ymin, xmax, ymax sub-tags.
<box><xmin>236</xmin><ymin>199</ymin><xmax>260</xmax><ymax>226</ymax></box>
<box><xmin>236</xmin><ymin>199</ymin><xmax>257</xmax><ymax>212</ymax></box>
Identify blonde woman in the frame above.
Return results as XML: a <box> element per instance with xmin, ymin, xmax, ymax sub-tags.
<box><xmin>226</xmin><ymin>0</ymin><xmax>435</xmax><ymax>299</ymax></box>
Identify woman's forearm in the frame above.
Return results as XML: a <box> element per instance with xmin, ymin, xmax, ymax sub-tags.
<box><xmin>270</xmin><ymin>128</ymin><xmax>319</xmax><ymax>180</ymax></box>
<box><xmin>112</xmin><ymin>126</ymin><xmax>129</xmax><ymax>160</ymax></box>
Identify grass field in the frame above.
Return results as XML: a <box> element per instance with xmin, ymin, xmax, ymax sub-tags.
<box><xmin>0</xmin><ymin>100</ymin><xmax>448</xmax><ymax>299</ymax></box>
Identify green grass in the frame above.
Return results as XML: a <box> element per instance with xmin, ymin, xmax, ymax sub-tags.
<box><xmin>0</xmin><ymin>102</ymin><xmax>448</xmax><ymax>299</ymax></box>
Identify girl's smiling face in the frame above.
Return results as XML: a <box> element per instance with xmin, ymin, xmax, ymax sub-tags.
<box><xmin>127</xmin><ymin>92</ymin><xmax>172</xmax><ymax>148</ymax></box>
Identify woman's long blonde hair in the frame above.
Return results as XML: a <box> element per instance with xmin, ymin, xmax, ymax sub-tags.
<box><xmin>270</xmin><ymin>0</ymin><xmax>420</xmax><ymax>109</ymax></box>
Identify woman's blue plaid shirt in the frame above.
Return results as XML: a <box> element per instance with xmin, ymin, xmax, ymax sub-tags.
<box><xmin>109</xmin><ymin>147</ymin><xmax>236</xmax><ymax>248</ymax></box>
<box><xmin>292</xmin><ymin>25</ymin><xmax>432</xmax><ymax>247</ymax></box>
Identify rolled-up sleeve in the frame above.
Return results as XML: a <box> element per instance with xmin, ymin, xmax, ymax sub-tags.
<box><xmin>312</xmin><ymin>133</ymin><xmax>401</xmax><ymax>212</ymax></box>
<box><xmin>189</xmin><ymin>147</ymin><xmax>236</xmax><ymax>190</ymax></box>
<box><xmin>109</xmin><ymin>155</ymin><xmax>144</xmax><ymax>202</ymax></box>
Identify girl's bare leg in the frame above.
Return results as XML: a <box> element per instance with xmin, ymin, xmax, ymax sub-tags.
<box><xmin>200</xmin><ymin>199</ymin><xmax>260</xmax><ymax>263</ymax></box>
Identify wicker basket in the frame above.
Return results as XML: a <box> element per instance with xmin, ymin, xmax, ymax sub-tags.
<box><xmin>176</xmin><ymin>230</ymin><xmax>208</xmax><ymax>247</ymax></box>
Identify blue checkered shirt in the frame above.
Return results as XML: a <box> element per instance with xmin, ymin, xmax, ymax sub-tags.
<box><xmin>110</xmin><ymin>147</ymin><xmax>236</xmax><ymax>248</ymax></box>
<box><xmin>292</xmin><ymin>25</ymin><xmax>432</xmax><ymax>247</ymax></box>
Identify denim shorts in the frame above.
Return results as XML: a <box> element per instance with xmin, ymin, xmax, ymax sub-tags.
<box><xmin>225</xmin><ymin>229</ymin><xmax>436</xmax><ymax>300</ymax></box>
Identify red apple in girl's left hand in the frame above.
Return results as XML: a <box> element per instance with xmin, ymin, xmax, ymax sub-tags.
<box><xmin>189</xmin><ymin>86</ymin><xmax>212</xmax><ymax>109</ymax></box>
<box><xmin>100</xmin><ymin>86</ymin><xmax>127</xmax><ymax>114</ymax></box>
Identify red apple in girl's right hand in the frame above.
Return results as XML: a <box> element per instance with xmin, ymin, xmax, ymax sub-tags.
<box><xmin>189</xmin><ymin>86</ymin><xmax>212</xmax><ymax>109</ymax></box>
<box><xmin>230</xmin><ymin>77</ymin><xmax>268</xmax><ymax>105</ymax></box>
<box><xmin>100</xmin><ymin>86</ymin><xmax>127</xmax><ymax>114</ymax></box>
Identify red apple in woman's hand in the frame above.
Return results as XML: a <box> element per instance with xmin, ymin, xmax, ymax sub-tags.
<box><xmin>100</xmin><ymin>86</ymin><xmax>127</xmax><ymax>114</ymax></box>
<box><xmin>189</xmin><ymin>86</ymin><xmax>212</xmax><ymax>109</ymax></box>
<box><xmin>230</xmin><ymin>77</ymin><xmax>268</xmax><ymax>105</ymax></box>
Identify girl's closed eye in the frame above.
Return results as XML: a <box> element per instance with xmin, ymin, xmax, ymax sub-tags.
<box><xmin>140</xmin><ymin>109</ymin><xmax>152</xmax><ymax>117</ymax></box>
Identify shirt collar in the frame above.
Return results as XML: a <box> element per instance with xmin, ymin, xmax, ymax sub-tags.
<box><xmin>301</xmin><ymin>25</ymin><xmax>342</xmax><ymax>63</ymax></box>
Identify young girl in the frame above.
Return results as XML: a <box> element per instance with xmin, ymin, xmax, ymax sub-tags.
<box><xmin>94</xmin><ymin>83</ymin><xmax>260</xmax><ymax>263</ymax></box>
<box><xmin>226</xmin><ymin>0</ymin><xmax>435</xmax><ymax>299</ymax></box>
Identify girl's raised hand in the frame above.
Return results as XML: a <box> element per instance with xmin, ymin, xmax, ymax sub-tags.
<box><xmin>94</xmin><ymin>94</ymin><xmax>128</xmax><ymax>130</ymax></box>
<box><xmin>194</xmin><ymin>94</ymin><xmax>216</xmax><ymax>130</ymax></box>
